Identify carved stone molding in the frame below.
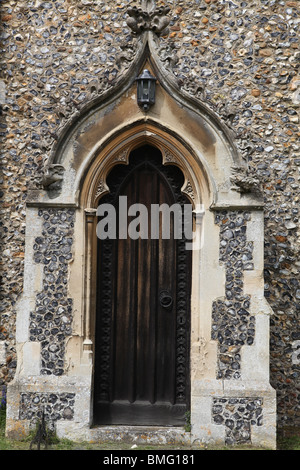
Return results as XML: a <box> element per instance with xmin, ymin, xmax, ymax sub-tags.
<box><xmin>94</xmin><ymin>178</ymin><xmax>108</xmax><ymax>202</ymax></box>
<box><xmin>163</xmin><ymin>149</ymin><xmax>178</xmax><ymax>164</ymax></box>
<box><xmin>83</xmin><ymin>208</ymin><xmax>97</xmax><ymax>353</ymax></box>
<box><xmin>113</xmin><ymin>149</ymin><xmax>128</xmax><ymax>163</ymax></box>
<box><xmin>94</xmin><ymin>151</ymin><xmax>129</xmax><ymax>203</ymax></box>
<box><xmin>126</xmin><ymin>1</ymin><xmax>171</xmax><ymax>36</ymax></box>
<box><xmin>182</xmin><ymin>179</ymin><xmax>196</xmax><ymax>203</ymax></box>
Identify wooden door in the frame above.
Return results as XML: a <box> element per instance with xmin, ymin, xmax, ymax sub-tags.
<box><xmin>93</xmin><ymin>145</ymin><xmax>191</xmax><ymax>426</ymax></box>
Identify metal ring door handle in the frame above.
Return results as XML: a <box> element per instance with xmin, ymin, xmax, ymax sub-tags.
<box><xmin>159</xmin><ymin>290</ymin><xmax>173</xmax><ymax>309</ymax></box>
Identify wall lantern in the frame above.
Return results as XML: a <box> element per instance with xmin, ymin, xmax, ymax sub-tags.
<box><xmin>136</xmin><ymin>69</ymin><xmax>157</xmax><ymax>111</ymax></box>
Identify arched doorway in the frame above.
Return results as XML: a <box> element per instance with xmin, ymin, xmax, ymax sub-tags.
<box><xmin>6</xmin><ymin>40</ymin><xmax>276</xmax><ymax>445</ymax></box>
<box><xmin>93</xmin><ymin>145</ymin><xmax>192</xmax><ymax>425</ymax></box>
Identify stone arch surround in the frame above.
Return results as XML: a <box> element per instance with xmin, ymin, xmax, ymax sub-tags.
<box><xmin>6</xmin><ymin>55</ymin><xmax>276</xmax><ymax>448</ymax></box>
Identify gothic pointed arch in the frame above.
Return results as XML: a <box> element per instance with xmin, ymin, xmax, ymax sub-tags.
<box><xmin>33</xmin><ymin>26</ymin><xmax>256</xmax><ymax>209</ymax></box>
<box><xmin>80</xmin><ymin>119</ymin><xmax>209</xmax><ymax>211</ymax></box>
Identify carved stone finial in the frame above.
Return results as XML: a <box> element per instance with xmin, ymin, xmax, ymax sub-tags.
<box><xmin>126</xmin><ymin>2</ymin><xmax>171</xmax><ymax>36</ymax></box>
<box><xmin>141</xmin><ymin>0</ymin><xmax>156</xmax><ymax>13</ymax></box>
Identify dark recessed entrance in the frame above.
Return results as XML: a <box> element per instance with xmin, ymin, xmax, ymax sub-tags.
<box><xmin>93</xmin><ymin>145</ymin><xmax>192</xmax><ymax>426</ymax></box>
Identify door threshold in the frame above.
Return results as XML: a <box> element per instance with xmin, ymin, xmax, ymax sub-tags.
<box><xmin>88</xmin><ymin>425</ymin><xmax>191</xmax><ymax>445</ymax></box>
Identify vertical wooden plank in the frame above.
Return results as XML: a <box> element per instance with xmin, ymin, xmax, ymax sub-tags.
<box><xmin>113</xmin><ymin>172</ymin><xmax>138</xmax><ymax>403</ymax></box>
<box><xmin>149</xmin><ymin>170</ymin><xmax>159</xmax><ymax>405</ymax></box>
<box><xmin>135</xmin><ymin>168</ymin><xmax>154</xmax><ymax>403</ymax></box>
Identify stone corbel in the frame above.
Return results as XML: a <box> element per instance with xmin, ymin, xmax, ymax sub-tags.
<box><xmin>230</xmin><ymin>165</ymin><xmax>262</xmax><ymax>195</ymax></box>
<box><xmin>38</xmin><ymin>163</ymin><xmax>65</xmax><ymax>191</ymax></box>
